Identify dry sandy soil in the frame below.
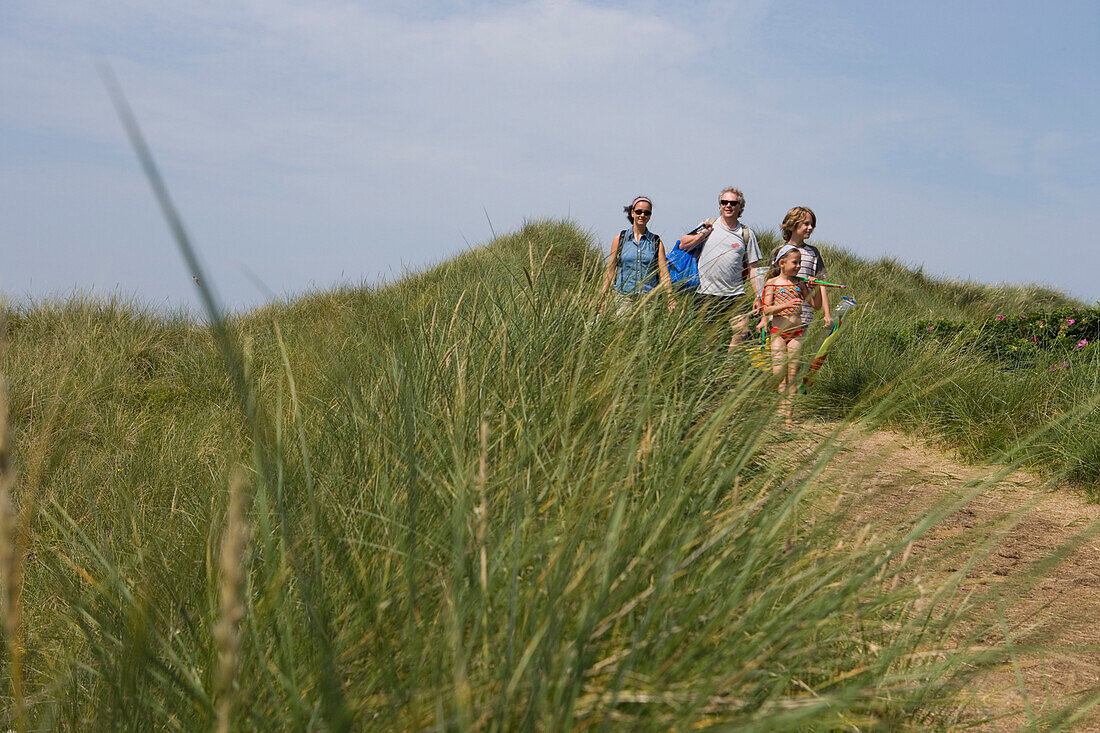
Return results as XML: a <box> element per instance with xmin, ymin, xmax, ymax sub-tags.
<box><xmin>807</xmin><ymin>425</ymin><xmax>1100</xmax><ymax>730</ymax></box>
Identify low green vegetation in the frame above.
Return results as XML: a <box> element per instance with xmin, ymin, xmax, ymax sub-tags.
<box><xmin>913</xmin><ymin>308</ymin><xmax>1099</xmax><ymax>362</ymax></box>
<box><xmin>800</xmin><ymin>243</ymin><xmax>1100</xmax><ymax>489</ymax></box>
<box><xmin>0</xmin><ymin>221</ymin><xmax>1095</xmax><ymax>729</ymax></box>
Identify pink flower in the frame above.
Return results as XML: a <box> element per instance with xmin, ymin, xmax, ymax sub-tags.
<box><xmin>1078</xmin><ymin>339</ymin><xmax>1089</xmax><ymax>348</ymax></box>
<box><xmin>997</xmin><ymin>315</ymin><xmax>1005</xmax><ymax>320</ymax></box>
<box><xmin>1067</xmin><ymin>319</ymin><xmax>1075</xmax><ymax>325</ymax></box>
<box><xmin>1030</xmin><ymin>336</ymin><xmax>1039</xmax><ymax>342</ymax></box>
<box><xmin>928</xmin><ymin>326</ymin><xmax>934</xmax><ymax>331</ymax></box>
<box><xmin>1038</xmin><ymin>321</ymin><xmax>1045</xmax><ymax>326</ymax></box>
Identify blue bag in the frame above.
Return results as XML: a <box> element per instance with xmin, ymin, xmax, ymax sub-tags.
<box><xmin>666</xmin><ymin>239</ymin><xmax>699</xmax><ymax>293</ymax></box>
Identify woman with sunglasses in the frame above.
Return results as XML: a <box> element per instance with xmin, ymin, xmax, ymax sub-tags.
<box><xmin>598</xmin><ymin>196</ymin><xmax>676</xmax><ymax>314</ymax></box>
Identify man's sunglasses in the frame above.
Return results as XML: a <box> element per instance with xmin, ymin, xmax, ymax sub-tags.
<box><xmin>719</xmin><ymin>199</ymin><xmax>742</xmax><ymax>207</ymax></box>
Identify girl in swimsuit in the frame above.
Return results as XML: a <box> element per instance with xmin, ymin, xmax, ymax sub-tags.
<box><xmin>762</xmin><ymin>244</ymin><xmax>821</xmax><ymax>423</ymax></box>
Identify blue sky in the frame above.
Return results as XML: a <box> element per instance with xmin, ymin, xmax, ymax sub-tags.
<box><xmin>2</xmin><ymin>0</ymin><xmax>1098</xmax><ymax>311</ymax></box>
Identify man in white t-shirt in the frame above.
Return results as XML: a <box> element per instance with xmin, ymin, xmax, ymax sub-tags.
<box><xmin>679</xmin><ymin>186</ymin><xmax>764</xmax><ymax>349</ymax></box>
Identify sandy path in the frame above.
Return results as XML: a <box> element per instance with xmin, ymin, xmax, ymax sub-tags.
<box><xmin>807</xmin><ymin>425</ymin><xmax>1100</xmax><ymax>730</ymax></box>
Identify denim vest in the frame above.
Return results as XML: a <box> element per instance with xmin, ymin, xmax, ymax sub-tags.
<box><xmin>614</xmin><ymin>229</ymin><xmax>660</xmax><ymax>295</ymax></box>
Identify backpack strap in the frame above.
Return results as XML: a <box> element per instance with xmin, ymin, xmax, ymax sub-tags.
<box><xmin>740</xmin><ymin>224</ymin><xmax>754</xmax><ymax>290</ymax></box>
<box><xmin>616</xmin><ymin>229</ymin><xmax>628</xmax><ymax>264</ymax></box>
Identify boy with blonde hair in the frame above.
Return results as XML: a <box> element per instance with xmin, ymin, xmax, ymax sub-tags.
<box><xmin>780</xmin><ymin>206</ymin><xmax>832</xmax><ymax>329</ymax></box>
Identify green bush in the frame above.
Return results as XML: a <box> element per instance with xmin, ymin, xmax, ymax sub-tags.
<box><xmin>910</xmin><ymin>307</ymin><xmax>1099</xmax><ymax>364</ymax></box>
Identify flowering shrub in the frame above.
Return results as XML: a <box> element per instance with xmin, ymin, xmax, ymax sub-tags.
<box><xmin>908</xmin><ymin>306</ymin><xmax>1100</xmax><ymax>364</ymax></box>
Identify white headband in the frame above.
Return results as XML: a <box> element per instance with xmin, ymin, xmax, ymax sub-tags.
<box><xmin>773</xmin><ymin>244</ymin><xmax>799</xmax><ymax>264</ymax></box>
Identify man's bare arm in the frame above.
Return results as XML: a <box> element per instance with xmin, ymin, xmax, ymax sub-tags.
<box><xmin>678</xmin><ymin>219</ymin><xmax>714</xmax><ymax>252</ymax></box>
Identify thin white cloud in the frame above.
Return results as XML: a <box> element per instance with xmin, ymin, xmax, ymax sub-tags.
<box><xmin>1</xmin><ymin>0</ymin><xmax>1097</xmax><ymax>306</ymax></box>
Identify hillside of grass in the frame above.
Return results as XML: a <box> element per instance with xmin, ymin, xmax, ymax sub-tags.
<box><xmin>0</xmin><ymin>219</ymin><xmax>1097</xmax><ymax>729</ymax></box>
<box><xmin>796</xmin><ymin>237</ymin><xmax>1099</xmax><ymax>488</ymax></box>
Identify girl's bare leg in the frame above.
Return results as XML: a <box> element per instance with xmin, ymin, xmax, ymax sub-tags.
<box><xmin>770</xmin><ymin>334</ymin><xmax>789</xmax><ymax>421</ymax></box>
<box><xmin>783</xmin><ymin>337</ymin><xmax>803</xmax><ymax>425</ymax></box>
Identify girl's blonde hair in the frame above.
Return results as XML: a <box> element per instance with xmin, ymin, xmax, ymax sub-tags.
<box><xmin>780</xmin><ymin>206</ymin><xmax>816</xmax><ymax>242</ymax></box>
<box><xmin>766</xmin><ymin>245</ymin><xmax>801</xmax><ymax>280</ymax></box>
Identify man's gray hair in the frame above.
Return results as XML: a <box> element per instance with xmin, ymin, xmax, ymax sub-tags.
<box><xmin>720</xmin><ymin>186</ymin><xmax>745</xmax><ymax>207</ymax></box>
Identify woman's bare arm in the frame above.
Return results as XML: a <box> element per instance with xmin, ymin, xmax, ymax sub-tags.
<box><xmin>598</xmin><ymin>234</ymin><xmax>621</xmax><ymax>313</ymax></box>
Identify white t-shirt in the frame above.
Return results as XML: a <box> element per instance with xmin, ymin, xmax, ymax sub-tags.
<box><xmin>696</xmin><ymin>219</ymin><xmax>762</xmax><ymax>297</ymax></box>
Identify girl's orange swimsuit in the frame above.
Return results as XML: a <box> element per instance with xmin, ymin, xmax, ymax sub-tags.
<box><xmin>769</xmin><ymin>283</ymin><xmax>804</xmax><ymax>340</ymax></box>
<box><xmin>769</xmin><ymin>283</ymin><xmax>802</xmax><ymax>319</ymax></box>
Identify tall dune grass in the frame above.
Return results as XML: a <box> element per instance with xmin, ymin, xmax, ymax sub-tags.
<box><xmin>795</xmin><ymin>241</ymin><xmax>1100</xmax><ymax>491</ymax></box>
<box><xmin>0</xmin><ymin>221</ymin><xmax>1096</xmax><ymax>728</ymax></box>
